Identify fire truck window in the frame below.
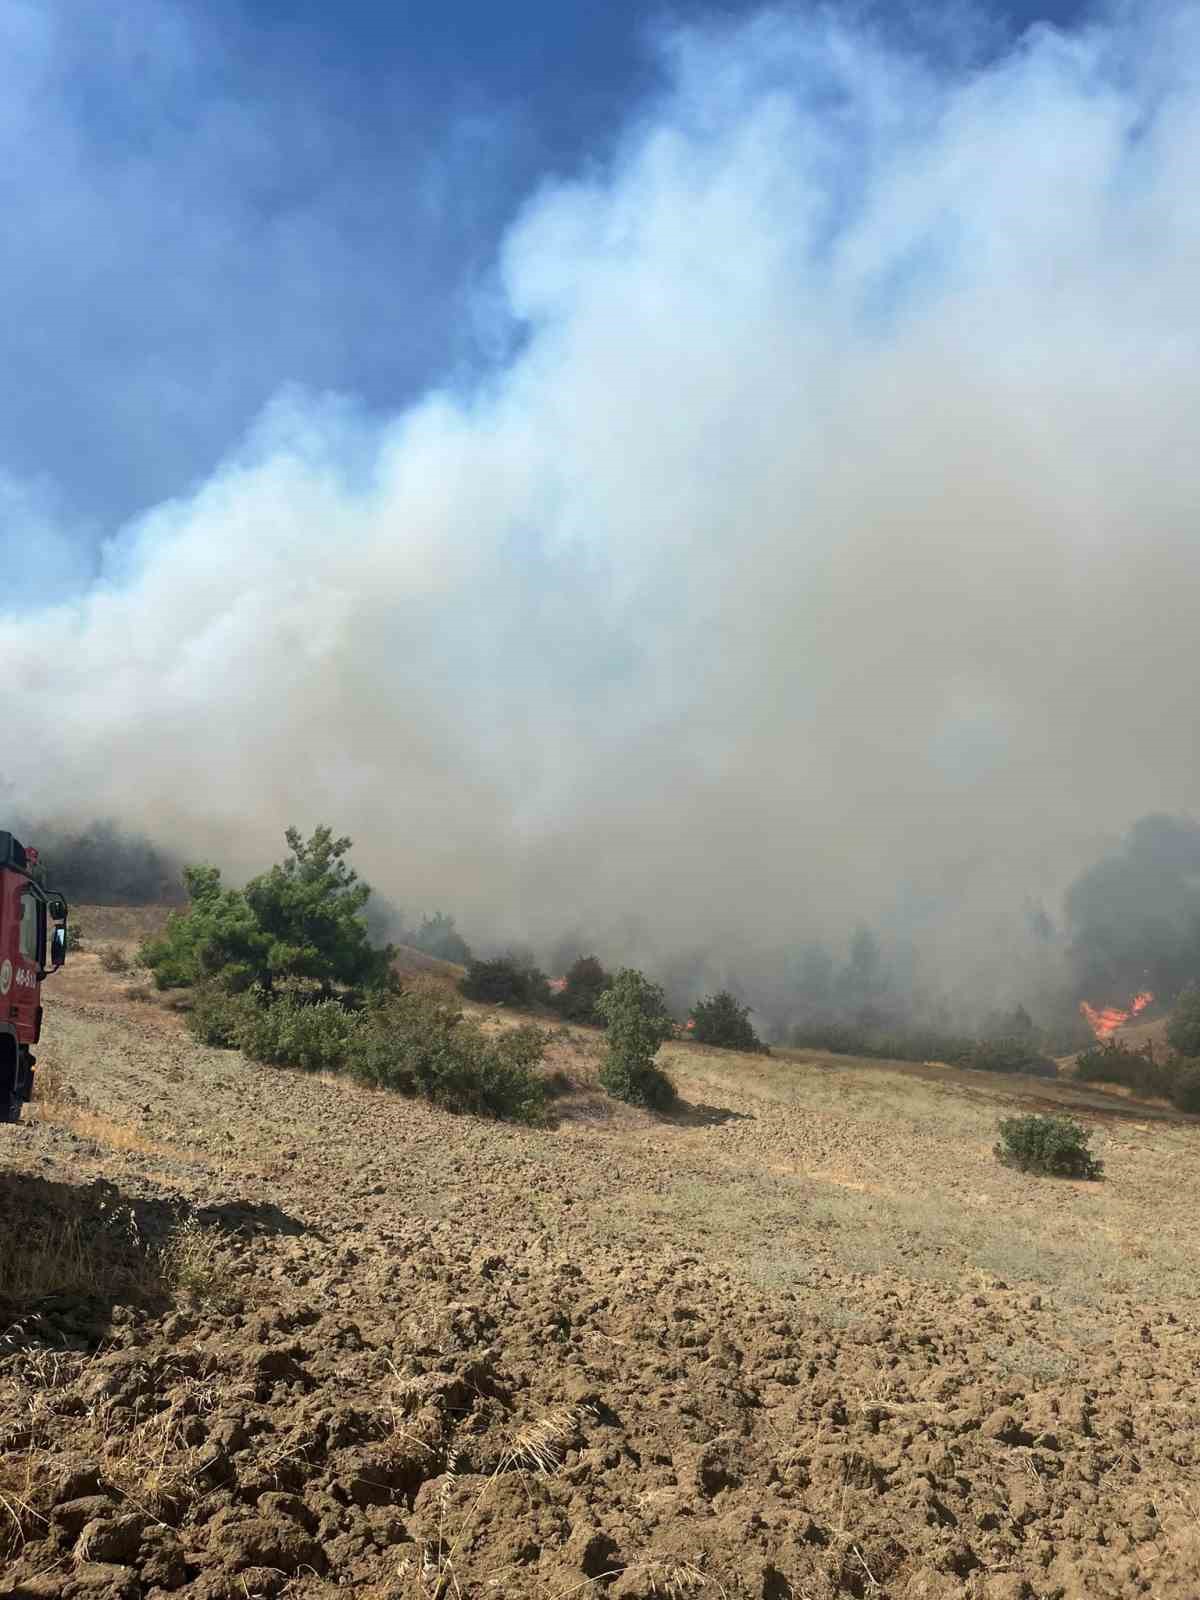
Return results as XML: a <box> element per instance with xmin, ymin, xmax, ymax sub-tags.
<box><xmin>19</xmin><ymin>891</ymin><xmax>39</xmax><ymax>962</ymax></box>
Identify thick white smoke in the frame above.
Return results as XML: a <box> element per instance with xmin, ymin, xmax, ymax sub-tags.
<box><xmin>9</xmin><ymin>3</ymin><xmax>1200</xmax><ymax>997</ymax></box>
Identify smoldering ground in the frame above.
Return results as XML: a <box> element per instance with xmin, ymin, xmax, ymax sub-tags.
<box><xmin>6</xmin><ymin>3</ymin><xmax>1200</xmax><ymax>1017</ymax></box>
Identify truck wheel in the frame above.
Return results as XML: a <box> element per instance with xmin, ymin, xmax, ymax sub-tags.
<box><xmin>0</xmin><ymin>1094</ymin><xmax>21</xmax><ymax>1124</ymax></box>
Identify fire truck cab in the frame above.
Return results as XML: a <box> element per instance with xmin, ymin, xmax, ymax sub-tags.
<box><xmin>0</xmin><ymin>831</ymin><xmax>68</xmax><ymax>1122</ymax></box>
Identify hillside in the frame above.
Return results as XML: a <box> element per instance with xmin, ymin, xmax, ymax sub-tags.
<box><xmin>2</xmin><ymin>919</ymin><xmax>1199</xmax><ymax>1597</ymax></box>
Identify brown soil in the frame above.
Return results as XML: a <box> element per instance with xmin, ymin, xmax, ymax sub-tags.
<box><xmin>2</xmin><ymin>921</ymin><xmax>1200</xmax><ymax>1599</ymax></box>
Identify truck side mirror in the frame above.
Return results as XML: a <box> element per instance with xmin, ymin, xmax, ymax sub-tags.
<box><xmin>50</xmin><ymin>925</ymin><xmax>66</xmax><ymax>970</ymax></box>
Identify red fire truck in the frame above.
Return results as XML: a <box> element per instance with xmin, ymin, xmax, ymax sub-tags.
<box><xmin>0</xmin><ymin>831</ymin><xmax>68</xmax><ymax>1122</ymax></box>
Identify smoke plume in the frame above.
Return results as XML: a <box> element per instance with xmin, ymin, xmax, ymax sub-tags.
<box><xmin>9</xmin><ymin>3</ymin><xmax>1200</xmax><ymax>1008</ymax></box>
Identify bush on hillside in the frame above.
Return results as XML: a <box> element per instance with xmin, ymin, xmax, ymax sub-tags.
<box><xmin>409</xmin><ymin>911</ymin><xmax>472</xmax><ymax>965</ymax></box>
<box><xmin>351</xmin><ymin>1002</ymin><xmax>546</xmax><ymax>1121</ymax></box>
<box><xmin>187</xmin><ymin>984</ymin><xmax>260</xmax><ymax>1049</ymax></box>
<box><xmin>598</xmin><ymin>1052</ymin><xmax>677</xmax><ymax>1111</ymax></box>
<box><xmin>1170</xmin><ymin>1063</ymin><xmax>1200</xmax><ymax>1114</ymax></box>
<box><xmin>789</xmin><ymin>1018</ymin><xmax>975</xmax><ymax>1064</ymax></box>
<box><xmin>140</xmin><ymin>826</ymin><xmax>395</xmax><ymax>998</ymax></box>
<box><xmin>236</xmin><ymin>996</ymin><xmax>361</xmax><ymax>1074</ymax></box>
<box><xmin>596</xmin><ymin>969</ymin><xmax>676</xmax><ymax>1110</ymax></box>
<box><xmin>995</xmin><ymin>1114</ymin><xmax>1103</xmax><ymax>1179</ymax></box>
<box><xmin>185</xmin><ymin>982</ymin><xmax>546</xmax><ymax>1123</ymax></box>
<box><xmin>550</xmin><ymin>955</ymin><xmax>611</xmax><ymax>1026</ymax></box>
<box><xmin>459</xmin><ymin>954</ymin><xmax>549</xmax><ymax>1007</ymax></box>
<box><xmin>1073</xmin><ymin>1038</ymin><xmax>1171</xmax><ymax>1099</ymax></box>
<box><xmin>688</xmin><ymin>990</ymin><xmax>767</xmax><ymax>1053</ymax></box>
<box><xmin>965</xmin><ymin>1037</ymin><xmax>1059</xmax><ymax>1078</ymax></box>
<box><xmin>1167</xmin><ymin>982</ymin><xmax>1200</xmax><ymax>1058</ymax></box>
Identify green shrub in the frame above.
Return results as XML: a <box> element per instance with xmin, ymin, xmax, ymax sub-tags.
<box><xmin>459</xmin><ymin>955</ymin><xmax>548</xmax><ymax>1007</ymax></box>
<box><xmin>186</xmin><ymin>976</ymin><xmax>546</xmax><ymax>1124</ymax></box>
<box><xmin>1073</xmin><ymin>1038</ymin><xmax>1171</xmax><ymax>1098</ymax></box>
<box><xmin>237</xmin><ymin>996</ymin><xmax>361</xmax><ymax>1073</ymax></box>
<box><xmin>346</xmin><ymin>995</ymin><xmax>546</xmax><ymax>1122</ymax></box>
<box><xmin>598</xmin><ymin>1052</ymin><xmax>677</xmax><ymax>1110</ymax></box>
<box><xmin>789</xmin><ymin>1019</ymin><xmax>976</xmax><ymax>1064</ymax></box>
<box><xmin>688</xmin><ymin>990</ymin><xmax>767</xmax><ymax>1053</ymax></box>
<box><xmin>966</xmin><ymin>1037</ymin><xmax>1058</xmax><ymax>1077</ymax></box>
<box><xmin>995</xmin><ymin>1114</ymin><xmax>1103</xmax><ymax>1179</ymax></box>
<box><xmin>1170</xmin><ymin>1062</ymin><xmax>1200</xmax><ymax>1114</ymax></box>
<box><xmin>187</xmin><ymin>984</ymin><xmax>260</xmax><ymax>1048</ymax></box>
<box><xmin>1168</xmin><ymin>983</ymin><xmax>1200</xmax><ymax>1058</ymax></box>
<box><xmin>550</xmin><ymin>955</ymin><xmax>611</xmax><ymax>1026</ymax></box>
<box><xmin>596</xmin><ymin>969</ymin><xmax>677</xmax><ymax>1110</ymax></box>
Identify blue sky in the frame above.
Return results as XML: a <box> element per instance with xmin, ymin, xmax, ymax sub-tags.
<box><xmin>4</xmin><ymin>0</ymin><xmax>1092</xmax><ymax>557</ymax></box>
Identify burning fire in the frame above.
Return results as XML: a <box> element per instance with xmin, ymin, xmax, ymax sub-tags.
<box><xmin>1079</xmin><ymin>989</ymin><xmax>1154</xmax><ymax>1041</ymax></box>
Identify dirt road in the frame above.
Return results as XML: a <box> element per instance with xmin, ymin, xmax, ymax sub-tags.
<box><xmin>2</xmin><ymin>933</ymin><xmax>1199</xmax><ymax>1598</ymax></box>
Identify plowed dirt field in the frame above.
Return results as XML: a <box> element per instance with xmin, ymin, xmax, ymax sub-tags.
<box><xmin>3</xmin><ymin>913</ymin><xmax>1199</xmax><ymax>1599</ymax></box>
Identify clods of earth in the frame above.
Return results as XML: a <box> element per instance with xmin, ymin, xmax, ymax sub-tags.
<box><xmin>2</xmin><ymin>922</ymin><xmax>1199</xmax><ymax>1598</ymax></box>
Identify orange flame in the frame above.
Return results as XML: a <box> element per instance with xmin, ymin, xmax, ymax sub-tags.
<box><xmin>1080</xmin><ymin>989</ymin><xmax>1154</xmax><ymax>1040</ymax></box>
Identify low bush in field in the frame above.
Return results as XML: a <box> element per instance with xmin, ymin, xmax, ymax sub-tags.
<box><xmin>99</xmin><ymin>944</ymin><xmax>131</xmax><ymax>972</ymax></box>
<box><xmin>237</xmin><ymin>996</ymin><xmax>361</xmax><ymax>1074</ymax></box>
<box><xmin>1171</xmin><ymin>1063</ymin><xmax>1200</xmax><ymax>1113</ymax></box>
<box><xmin>995</xmin><ymin>1114</ymin><xmax>1103</xmax><ymax>1179</ymax></box>
<box><xmin>789</xmin><ymin>1019</ymin><xmax>1062</xmax><ymax>1076</ymax></box>
<box><xmin>459</xmin><ymin>955</ymin><xmax>550</xmax><ymax>1007</ymax></box>
<box><xmin>964</xmin><ymin>1037</ymin><xmax>1059</xmax><ymax>1077</ymax></box>
<box><xmin>790</xmin><ymin>1019</ymin><xmax>976</xmax><ymax>1064</ymax></box>
<box><xmin>598</xmin><ymin>1052</ymin><xmax>677</xmax><ymax>1110</ymax></box>
<box><xmin>345</xmin><ymin>996</ymin><xmax>547</xmax><ymax>1122</ymax></box>
<box><xmin>187</xmin><ymin>984</ymin><xmax>260</xmax><ymax>1048</ymax></box>
<box><xmin>1071</xmin><ymin>1038</ymin><xmax>1200</xmax><ymax>1112</ymax></box>
<box><xmin>1073</xmin><ymin>1038</ymin><xmax>1172</xmax><ymax>1098</ymax></box>
<box><xmin>186</xmin><ymin>984</ymin><xmax>546</xmax><ymax>1122</ymax></box>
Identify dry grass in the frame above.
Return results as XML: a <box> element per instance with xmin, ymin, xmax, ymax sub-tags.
<box><xmin>30</xmin><ymin>1057</ymin><xmax>67</xmax><ymax>1105</ymax></box>
<box><xmin>587</xmin><ymin>1037</ymin><xmax>1200</xmax><ymax>1318</ymax></box>
<box><xmin>0</xmin><ymin>1204</ymin><xmax>160</xmax><ymax>1310</ymax></box>
<box><xmin>0</xmin><ymin>1349</ymin><xmax>225</xmax><ymax>1561</ymax></box>
<box><xmin>31</xmin><ymin>1101</ymin><xmax>175</xmax><ymax>1159</ymax></box>
<box><xmin>159</xmin><ymin>1216</ymin><xmax>224</xmax><ymax>1302</ymax></box>
<box><xmin>99</xmin><ymin>944</ymin><xmax>133</xmax><ymax>973</ymax></box>
<box><xmin>392</xmin><ymin>1408</ymin><xmax>585</xmax><ymax>1599</ymax></box>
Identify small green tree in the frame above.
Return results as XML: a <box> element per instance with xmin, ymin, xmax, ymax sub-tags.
<box><xmin>139</xmin><ymin>864</ymin><xmax>269</xmax><ymax>990</ymax></box>
<box><xmin>140</xmin><ymin>827</ymin><xmax>394</xmax><ymax>996</ymax></box>
<box><xmin>243</xmin><ymin>826</ymin><xmax>395</xmax><ymax>995</ymax></box>
<box><xmin>995</xmin><ymin>1114</ymin><xmax>1103</xmax><ymax>1179</ymax></box>
<box><xmin>688</xmin><ymin>990</ymin><xmax>765</xmax><ymax>1052</ymax></box>
<box><xmin>595</xmin><ymin>969</ymin><xmax>676</xmax><ymax>1110</ymax></box>
<box><xmin>1168</xmin><ymin>982</ymin><xmax>1200</xmax><ymax>1057</ymax></box>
